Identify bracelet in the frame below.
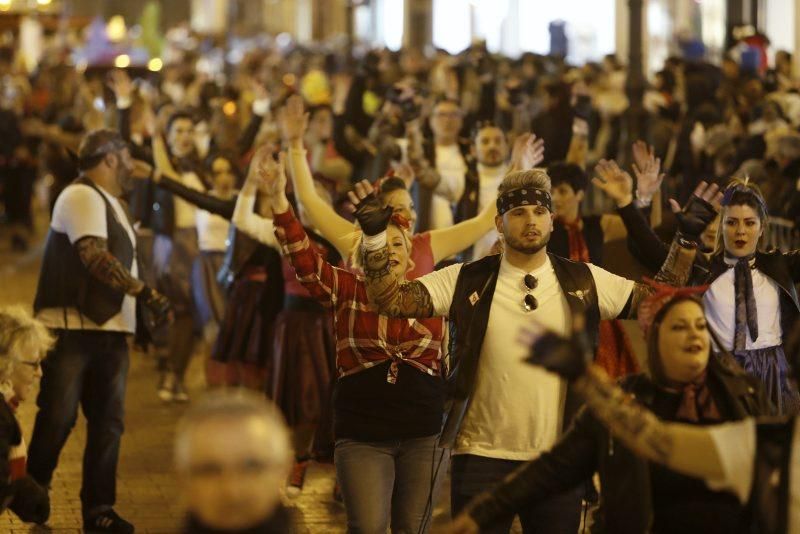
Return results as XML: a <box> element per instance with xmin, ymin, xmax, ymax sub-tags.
<box><xmin>675</xmin><ymin>233</ymin><xmax>699</xmax><ymax>250</ymax></box>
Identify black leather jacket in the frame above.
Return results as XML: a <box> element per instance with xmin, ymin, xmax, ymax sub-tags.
<box><xmin>466</xmin><ymin>355</ymin><xmax>771</xmax><ymax>534</ymax></box>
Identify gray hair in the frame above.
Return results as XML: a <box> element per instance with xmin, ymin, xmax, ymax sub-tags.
<box><xmin>498</xmin><ymin>168</ymin><xmax>552</xmax><ymax>195</ymax></box>
<box><xmin>174</xmin><ymin>389</ymin><xmax>293</xmax><ymax>472</ymax></box>
<box><xmin>0</xmin><ymin>306</ymin><xmax>53</xmax><ymax>382</ymax></box>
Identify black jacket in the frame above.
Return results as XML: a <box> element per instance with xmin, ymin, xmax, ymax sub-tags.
<box><xmin>467</xmin><ymin>356</ymin><xmax>770</xmax><ymax>534</ymax></box>
<box><xmin>617</xmin><ymin>202</ymin><xmax>800</xmax><ymax>345</ymax></box>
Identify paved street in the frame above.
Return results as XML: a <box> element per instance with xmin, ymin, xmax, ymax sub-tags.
<box><xmin>0</xmin><ymin>222</ymin><xmax>455</xmax><ymax>533</ymax></box>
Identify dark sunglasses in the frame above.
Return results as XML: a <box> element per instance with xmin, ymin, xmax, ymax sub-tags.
<box><xmin>523</xmin><ymin>274</ymin><xmax>538</xmax><ymax>312</ymax></box>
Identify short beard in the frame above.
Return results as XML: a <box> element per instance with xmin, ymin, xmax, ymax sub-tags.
<box><xmin>504</xmin><ymin>232</ymin><xmax>550</xmax><ymax>255</ymax></box>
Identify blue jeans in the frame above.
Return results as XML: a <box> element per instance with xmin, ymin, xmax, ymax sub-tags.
<box><xmin>27</xmin><ymin>330</ymin><xmax>129</xmax><ymax>512</ymax></box>
<box><xmin>451</xmin><ymin>454</ymin><xmax>582</xmax><ymax>534</ymax></box>
<box><xmin>335</xmin><ymin>435</ymin><xmax>448</xmax><ymax>534</ymax></box>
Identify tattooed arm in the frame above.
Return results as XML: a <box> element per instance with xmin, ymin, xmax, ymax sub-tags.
<box><xmin>575</xmin><ymin>365</ymin><xmax>729</xmax><ymax>480</ymax></box>
<box><xmin>362</xmin><ymin>244</ymin><xmax>436</xmax><ymax>318</ymax></box>
<box><xmin>75</xmin><ymin>236</ymin><xmax>144</xmax><ymax>296</ymax></box>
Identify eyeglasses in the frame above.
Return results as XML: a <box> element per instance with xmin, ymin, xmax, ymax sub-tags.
<box><xmin>523</xmin><ymin>274</ymin><xmax>538</xmax><ymax>312</ymax></box>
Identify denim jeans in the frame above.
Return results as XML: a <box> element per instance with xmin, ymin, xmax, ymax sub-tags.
<box><xmin>451</xmin><ymin>454</ymin><xmax>582</xmax><ymax>534</ymax></box>
<box><xmin>27</xmin><ymin>330</ymin><xmax>130</xmax><ymax>512</ymax></box>
<box><xmin>334</xmin><ymin>434</ymin><xmax>449</xmax><ymax>534</ymax></box>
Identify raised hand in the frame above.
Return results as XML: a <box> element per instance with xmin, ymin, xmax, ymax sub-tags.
<box><xmin>151</xmin><ymin>135</ymin><xmax>179</xmax><ymax>182</ymax></box>
<box><xmin>592</xmin><ymin>159</ymin><xmax>634</xmax><ymax>207</ymax></box>
<box><xmin>107</xmin><ymin>69</ymin><xmax>133</xmax><ymax>102</ymax></box>
<box><xmin>257</xmin><ymin>151</ymin><xmax>289</xmax><ymax>213</ymax></box>
<box><xmin>279</xmin><ymin>94</ymin><xmax>309</xmax><ymax>144</ymax></box>
<box><xmin>631</xmin><ymin>141</ymin><xmax>664</xmax><ymax>203</ymax></box>
<box><xmin>510</xmin><ymin>132</ymin><xmax>545</xmax><ymax>171</ymax></box>
<box><xmin>348</xmin><ymin>179</ymin><xmax>393</xmax><ymax>236</ymax></box>
<box><xmin>668</xmin><ymin>181</ymin><xmax>723</xmax><ymax>244</ymax></box>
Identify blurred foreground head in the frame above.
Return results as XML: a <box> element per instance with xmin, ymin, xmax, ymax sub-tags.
<box><xmin>174</xmin><ymin>390</ymin><xmax>293</xmax><ymax>532</ymax></box>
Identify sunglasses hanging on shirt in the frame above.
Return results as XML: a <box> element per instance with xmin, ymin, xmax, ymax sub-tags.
<box><xmin>523</xmin><ymin>274</ymin><xmax>538</xmax><ymax>312</ymax></box>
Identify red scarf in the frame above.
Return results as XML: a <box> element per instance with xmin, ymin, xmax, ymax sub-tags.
<box><xmin>558</xmin><ymin>217</ymin><xmax>590</xmax><ymax>263</ymax></box>
<box><xmin>671</xmin><ymin>371</ymin><xmax>722</xmax><ymax>423</ymax></box>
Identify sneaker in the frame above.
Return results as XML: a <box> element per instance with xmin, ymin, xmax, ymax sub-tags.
<box><xmin>173</xmin><ymin>381</ymin><xmax>189</xmax><ymax>403</ymax></box>
<box><xmin>157</xmin><ymin>373</ymin><xmax>175</xmax><ymax>402</ymax></box>
<box><xmin>287</xmin><ymin>460</ymin><xmax>309</xmax><ymax>496</ymax></box>
<box><xmin>83</xmin><ymin>509</ymin><xmax>134</xmax><ymax>533</ymax></box>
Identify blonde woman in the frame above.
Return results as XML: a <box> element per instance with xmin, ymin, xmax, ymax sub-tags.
<box><xmin>0</xmin><ymin>306</ymin><xmax>53</xmax><ymax>524</ymax></box>
<box><xmin>232</xmin><ymin>153</ymin><xmax>447</xmax><ymax>534</ymax></box>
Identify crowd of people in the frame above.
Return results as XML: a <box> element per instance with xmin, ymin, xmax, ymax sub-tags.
<box><xmin>1</xmin><ymin>16</ymin><xmax>800</xmax><ymax>534</ymax></box>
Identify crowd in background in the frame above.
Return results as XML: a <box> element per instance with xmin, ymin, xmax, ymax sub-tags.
<box><xmin>0</xmin><ymin>16</ymin><xmax>800</xmax><ymax>534</ymax></box>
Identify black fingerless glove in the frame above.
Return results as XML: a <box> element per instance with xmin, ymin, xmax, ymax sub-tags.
<box><xmin>353</xmin><ymin>191</ymin><xmax>393</xmax><ymax>236</ymax></box>
<box><xmin>675</xmin><ymin>195</ymin><xmax>717</xmax><ymax>245</ymax></box>
<box><xmin>138</xmin><ymin>285</ymin><xmax>171</xmax><ymax>326</ymax></box>
<box><xmin>9</xmin><ymin>476</ymin><xmax>50</xmax><ymax>524</ymax></box>
<box><xmin>524</xmin><ymin>327</ymin><xmax>592</xmax><ymax>382</ymax></box>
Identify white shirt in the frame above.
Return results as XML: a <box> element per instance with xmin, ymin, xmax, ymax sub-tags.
<box><xmin>173</xmin><ymin>172</ymin><xmax>206</xmax><ymax>229</ymax></box>
<box><xmin>706</xmin><ymin>418</ymin><xmax>800</xmax><ymax>532</ymax></box>
<box><xmin>418</xmin><ymin>255</ymin><xmax>634</xmax><ymax>460</ymax></box>
<box><xmin>37</xmin><ymin>183</ymin><xmax>139</xmax><ymax>333</ymax></box>
<box><xmin>431</xmin><ymin>144</ymin><xmax>467</xmax><ymax>230</ymax></box>
<box><xmin>196</xmin><ymin>209</ymin><xmax>230</xmax><ymax>252</ymax></box>
<box><xmin>704</xmin><ymin>263</ymin><xmax>783</xmax><ymax>351</ymax></box>
<box><xmin>472</xmin><ymin>163</ymin><xmax>508</xmax><ymax>260</ymax></box>
<box><xmin>230</xmin><ymin>189</ymin><xmax>280</xmax><ymax>251</ymax></box>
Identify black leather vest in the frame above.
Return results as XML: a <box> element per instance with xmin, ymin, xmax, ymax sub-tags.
<box><xmin>439</xmin><ymin>252</ymin><xmax>600</xmax><ymax>447</ymax></box>
<box><xmin>33</xmin><ymin>177</ymin><xmax>135</xmax><ymax>326</ymax></box>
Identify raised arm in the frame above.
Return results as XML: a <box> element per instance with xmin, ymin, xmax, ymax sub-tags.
<box><xmin>231</xmin><ymin>152</ymin><xmax>279</xmax><ymax>250</ymax></box>
<box><xmin>347</xmin><ymin>181</ymin><xmax>437</xmax><ymax>318</ymax></box>
<box><xmin>521</xmin><ymin>326</ymin><xmax>729</xmax><ymax>484</ymax></box>
<box><xmin>281</xmin><ymin>95</ymin><xmax>357</xmax><ymax>259</ymax></box>
<box><xmin>154</xmin><ymin>173</ymin><xmax>236</xmax><ymax>219</ymax></box>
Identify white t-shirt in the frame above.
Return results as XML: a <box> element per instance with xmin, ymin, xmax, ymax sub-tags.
<box><xmin>173</xmin><ymin>172</ymin><xmax>206</xmax><ymax>229</ymax></box>
<box><xmin>196</xmin><ymin>209</ymin><xmax>230</xmax><ymax>252</ymax></box>
<box><xmin>704</xmin><ymin>264</ymin><xmax>783</xmax><ymax>351</ymax></box>
<box><xmin>431</xmin><ymin>144</ymin><xmax>467</xmax><ymax>230</ymax></box>
<box><xmin>37</xmin><ymin>183</ymin><xmax>139</xmax><ymax>333</ymax></box>
<box><xmin>419</xmin><ymin>255</ymin><xmax>634</xmax><ymax>460</ymax></box>
<box><xmin>472</xmin><ymin>163</ymin><xmax>508</xmax><ymax>260</ymax></box>
<box><xmin>706</xmin><ymin>417</ymin><xmax>800</xmax><ymax>532</ymax></box>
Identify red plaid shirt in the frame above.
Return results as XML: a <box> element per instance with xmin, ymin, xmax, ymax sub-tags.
<box><xmin>274</xmin><ymin>210</ymin><xmax>444</xmax><ymax>383</ymax></box>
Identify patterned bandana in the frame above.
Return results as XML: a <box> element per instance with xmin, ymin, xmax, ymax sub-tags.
<box><xmin>637</xmin><ymin>277</ymin><xmax>709</xmax><ymax>337</ymax></box>
<box><xmin>390</xmin><ymin>212</ymin><xmax>411</xmax><ymax>230</ymax></box>
<box><xmin>720</xmin><ymin>180</ymin><xmax>768</xmax><ymax>215</ymax></box>
<box><xmin>496</xmin><ymin>187</ymin><xmax>552</xmax><ymax>215</ymax></box>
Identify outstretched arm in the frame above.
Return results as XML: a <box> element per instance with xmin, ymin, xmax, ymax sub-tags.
<box><xmin>428</xmin><ymin>200</ymin><xmax>496</xmax><ymax>264</ymax></box>
<box><xmin>231</xmin><ymin>149</ymin><xmax>279</xmax><ymax>250</ymax></box>
<box><xmin>576</xmin><ymin>366</ymin><xmax>728</xmax><ymax>480</ymax></box>
<box><xmin>282</xmin><ymin>95</ymin><xmax>357</xmax><ymax>259</ymax></box>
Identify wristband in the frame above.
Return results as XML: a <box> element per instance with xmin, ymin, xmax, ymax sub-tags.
<box><xmin>675</xmin><ymin>233</ymin><xmax>699</xmax><ymax>250</ymax></box>
<box><xmin>361</xmin><ymin>231</ymin><xmax>387</xmax><ymax>252</ymax></box>
<box><xmin>116</xmin><ymin>96</ymin><xmax>132</xmax><ymax>110</ymax></box>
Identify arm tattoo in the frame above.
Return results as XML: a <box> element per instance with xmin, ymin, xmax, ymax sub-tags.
<box><xmin>623</xmin><ymin>238</ymin><xmax>699</xmax><ymax>319</ymax></box>
<box><xmin>75</xmin><ymin>236</ymin><xmax>144</xmax><ymax>296</ymax></box>
<box><xmin>362</xmin><ymin>245</ymin><xmax>435</xmax><ymax>318</ymax></box>
<box><xmin>577</xmin><ymin>366</ymin><xmax>675</xmax><ymax>464</ymax></box>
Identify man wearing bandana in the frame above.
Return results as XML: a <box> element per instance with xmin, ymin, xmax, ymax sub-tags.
<box><xmin>353</xmin><ymin>168</ymin><xmax>722</xmax><ymax>533</ymax></box>
<box><xmin>29</xmin><ymin>129</ymin><xmax>170</xmax><ymax>533</ymax></box>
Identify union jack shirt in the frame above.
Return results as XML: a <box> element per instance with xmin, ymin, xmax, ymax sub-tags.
<box><xmin>273</xmin><ymin>209</ymin><xmax>444</xmax><ymax>383</ymax></box>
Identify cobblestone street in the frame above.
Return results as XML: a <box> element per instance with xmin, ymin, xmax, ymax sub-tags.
<box><xmin>0</xmin><ymin>226</ymin><xmax>455</xmax><ymax>533</ymax></box>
